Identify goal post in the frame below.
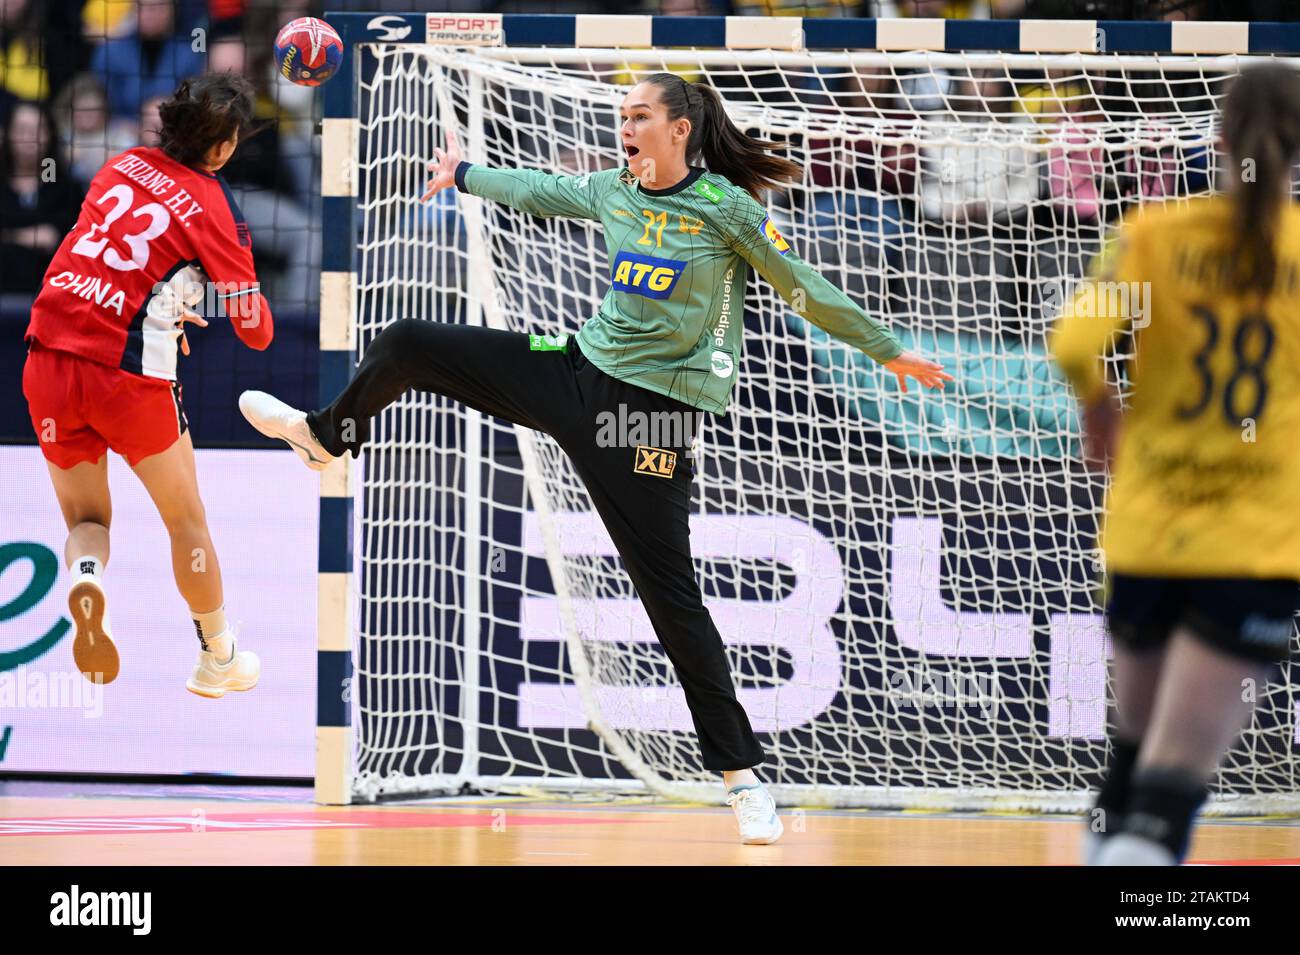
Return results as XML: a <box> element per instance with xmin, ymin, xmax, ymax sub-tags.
<box><xmin>315</xmin><ymin>12</ymin><xmax>1300</xmax><ymax>812</ymax></box>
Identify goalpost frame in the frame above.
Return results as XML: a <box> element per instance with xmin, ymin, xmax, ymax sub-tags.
<box><xmin>313</xmin><ymin>12</ymin><xmax>1300</xmax><ymax>807</ymax></box>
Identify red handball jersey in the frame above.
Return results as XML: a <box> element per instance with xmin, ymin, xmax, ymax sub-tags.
<box><xmin>25</xmin><ymin>146</ymin><xmax>274</xmax><ymax>381</ymax></box>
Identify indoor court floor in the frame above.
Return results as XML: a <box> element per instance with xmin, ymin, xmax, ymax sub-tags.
<box><xmin>2</xmin><ymin>780</ymin><xmax>1298</xmax><ymax>865</ymax></box>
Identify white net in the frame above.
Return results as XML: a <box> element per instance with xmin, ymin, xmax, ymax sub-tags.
<box><xmin>348</xmin><ymin>43</ymin><xmax>1299</xmax><ymax>811</ymax></box>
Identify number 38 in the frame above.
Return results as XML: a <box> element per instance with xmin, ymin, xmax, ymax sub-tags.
<box><xmin>1175</xmin><ymin>305</ymin><xmax>1275</xmax><ymax>424</ymax></box>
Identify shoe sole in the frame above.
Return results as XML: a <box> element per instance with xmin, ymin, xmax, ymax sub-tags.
<box><xmin>69</xmin><ymin>580</ymin><xmax>119</xmax><ymax>685</ymax></box>
<box><xmin>239</xmin><ymin>396</ymin><xmax>330</xmax><ymax>472</ymax></box>
<box><xmin>186</xmin><ymin>678</ymin><xmax>258</xmax><ymax>700</ymax></box>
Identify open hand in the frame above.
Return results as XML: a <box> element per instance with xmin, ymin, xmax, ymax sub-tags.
<box><xmin>883</xmin><ymin>350</ymin><xmax>954</xmax><ymax>393</ymax></box>
<box><xmin>421</xmin><ymin>128</ymin><xmax>462</xmax><ymax>202</ymax></box>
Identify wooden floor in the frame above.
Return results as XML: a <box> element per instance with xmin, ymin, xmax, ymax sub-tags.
<box><xmin>3</xmin><ymin>782</ymin><xmax>1298</xmax><ymax>865</ymax></box>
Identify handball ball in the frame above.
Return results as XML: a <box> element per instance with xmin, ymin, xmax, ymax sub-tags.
<box><xmin>274</xmin><ymin>17</ymin><xmax>344</xmax><ymax>87</ymax></box>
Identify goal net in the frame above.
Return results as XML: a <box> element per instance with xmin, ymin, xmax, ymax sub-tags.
<box><xmin>345</xmin><ymin>39</ymin><xmax>1299</xmax><ymax>811</ymax></box>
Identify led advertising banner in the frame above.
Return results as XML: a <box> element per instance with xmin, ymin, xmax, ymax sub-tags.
<box><xmin>0</xmin><ymin>447</ymin><xmax>316</xmax><ymax>776</ymax></box>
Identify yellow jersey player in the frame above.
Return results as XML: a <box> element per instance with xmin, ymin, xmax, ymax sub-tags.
<box><xmin>1050</xmin><ymin>63</ymin><xmax>1300</xmax><ymax>865</ymax></box>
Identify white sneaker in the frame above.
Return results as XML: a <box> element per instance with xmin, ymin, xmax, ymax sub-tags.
<box><xmin>727</xmin><ymin>784</ymin><xmax>784</xmax><ymax>845</ymax></box>
<box><xmin>1094</xmin><ymin>832</ymin><xmax>1178</xmax><ymax>866</ymax></box>
<box><xmin>186</xmin><ymin>639</ymin><xmax>261</xmax><ymax>699</ymax></box>
<box><xmin>238</xmin><ymin>390</ymin><xmax>335</xmax><ymax>472</ymax></box>
<box><xmin>69</xmin><ymin>575</ymin><xmax>120</xmax><ymax>684</ymax></box>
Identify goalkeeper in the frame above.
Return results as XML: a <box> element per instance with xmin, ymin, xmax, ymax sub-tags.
<box><xmin>241</xmin><ymin>73</ymin><xmax>950</xmax><ymax>844</ymax></box>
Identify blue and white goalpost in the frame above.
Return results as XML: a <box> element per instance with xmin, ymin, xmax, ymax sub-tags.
<box><xmin>314</xmin><ymin>12</ymin><xmax>1300</xmax><ymax>811</ymax></box>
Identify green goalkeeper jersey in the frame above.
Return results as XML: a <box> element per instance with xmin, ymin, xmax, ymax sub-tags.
<box><xmin>455</xmin><ymin>161</ymin><xmax>903</xmax><ymax>414</ymax></box>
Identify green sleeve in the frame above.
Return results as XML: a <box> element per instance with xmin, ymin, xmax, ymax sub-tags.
<box><xmin>456</xmin><ymin>162</ymin><xmax>608</xmax><ymax>220</ymax></box>
<box><xmin>723</xmin><ymin>191</ymin><xmax>904</xmax><ymax>363</ymax></box>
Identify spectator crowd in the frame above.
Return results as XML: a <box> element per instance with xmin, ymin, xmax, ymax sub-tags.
<box><xmin>0</xmin><ymin>0</ymin><xmax>1292</xmax><ymax>319</ymax></box>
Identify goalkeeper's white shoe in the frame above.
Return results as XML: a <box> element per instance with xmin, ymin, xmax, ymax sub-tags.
<box><xmin>238</xmin><ymin>390</ymin><xmax>335</xmax><ymax>472</ymax></box>
<box><xmin>1094</xmin><ymin>833</ymin><xmax>1178</xmax><ymax>866</ymax></box>
<box><xmin>186</xmin><ymin>639</ymin><xmax>260</xmax><ymax>699</ymax></box>
<box><xmin>726</xmin><ymin>784</ymin><xmax>784</xmax><ymax>845</ymax></box>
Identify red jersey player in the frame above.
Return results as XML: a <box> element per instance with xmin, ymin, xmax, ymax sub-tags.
<box><xmin>22</xmin><ymin>73</ymin><xmax>273</xmax><ymax>697</ymax></box>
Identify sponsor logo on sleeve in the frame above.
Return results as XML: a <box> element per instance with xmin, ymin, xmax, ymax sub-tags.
<box><xmin>760</xmin><ymin>216</ymin><xmax>791</xmax><ymax>256</ymax></box>
<box><xmin>710</xmin><ymin>350</ymin><xmax>734</xmax><ymax>378</ymax></box>
<box><xmin>610</xmin><ymin>251</ymin><xmax>685</xmax><ymax>300</ymax></box>
<box><xmin>694</xmin><ymin>179</ymin><xmax>725</xmax><ymax>204</ymax></box>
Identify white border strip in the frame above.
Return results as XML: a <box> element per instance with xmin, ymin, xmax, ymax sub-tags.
<box><xmin>725</xmin><ymin>15</ymin><xmax>803</xmax><ymax>51</ymax></box>
<box><xmin>1020</xmin><ymin>19</ymin><xmax>1097</xmax><ymax>54</ymax></box>
<box><xmin>1172</xmin><ymin>20</ymin><xmax>1250</xmax><ymax>55</ymax></box>
<box><xmin>576</xmin><ymin>13</ymin><xmax>651</xmax><ymax>48</ymax></box>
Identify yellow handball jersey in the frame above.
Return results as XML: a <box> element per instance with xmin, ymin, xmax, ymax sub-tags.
<box><xmin>1050</xmin><ymin>196</ymin><xmax>1300</xmax><ymax>580</ymax></box>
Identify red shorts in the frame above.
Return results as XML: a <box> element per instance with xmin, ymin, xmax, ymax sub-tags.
<box><xmin>23</xmin><ymin>343</ymin><xmax>188</xmax><ymax>469</ymax></box>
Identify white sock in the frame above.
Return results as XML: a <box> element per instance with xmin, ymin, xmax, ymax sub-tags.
<box><xmin>72</xmin><ymin>555</ymin><xmax>103</xmax><ymax>581</ymax></box>
<box><xmin>71</xmin><ymin>557</ymin><xmax>111</xmax><ymax>634</ymax></box>
<box><xmin>192</xmin><ymin>607</ymin><xmax>232</xmax><ymax>662</ymax></box>
<box><xmin>200</xmin><ymin>630</ymin><xmax>234</xmax><ymax>664</ymax></box>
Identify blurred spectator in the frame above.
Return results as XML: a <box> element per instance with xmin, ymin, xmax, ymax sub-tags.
<box><xmin>898</xmin><ymin>68</ymin><xmax>960</xmax><ymax>115</ymax></box>
<box><xmin>207</xmin><ymin>32</ymin><xmax>320</xmax><ymax>309</ymax></box>
<box><xmin>918</xmin><ymin>72</ymin><xmax>1037</xmax><ymax>224</ymax></box>
<box><xmin>138</xmin><ymin>92</ymin><xmax>166</xmax><ymax>146</ymax></box>
<box><xmin>0</xmin><ymin>100</ymin><xmax>82</xmax><ymax>295</ymax></box>
<box><xmin>52</xmin><ymin>72</ymin><xmax>136</xmax><ymax>187</ymax></box>
<box><xmin>240</xmin><ymin>4</ymin><xmax>317</xmax><ymax>207</ymax></box>
<box><xmin>805</xmin><ymin>74</ymin><xmax>913</xmax><ymax>267</ymax></box>
<box><xmin>1120</xmin><ymin>122</ymin><xmax>1183</xmax><ymax>202</ymax></box>
<box><xmin>915</xmin><ymin>72</ymin><xmax>1039</xmax><ymax>331</ymax></box>
<box><xmin>1018</xmin><ymin>75</ymin><xmax>1107</xmax><ymax>225</ymax></box>
<box><xmin>890</xmin><ymin>0</ymin><xmax>979</xmax><ymax>15</ymax></box>
<box><xmin>1043</xmin><ymin>92</ymin><xmax>1105</xmax><ymax>225</ymax></box>
<box><xmin>0</xmin><ymin>0</ymin><xmax>49</xmax><ymax>102</ymax></box>
<box><xmin>725</xmin><ymin>0</ymin><xmax>862</xmax><ymax>14</ymax></box>
<box><xmin>91</xmin><ymin>0</ymin><xmax>204</xmax><ymax>120</ymax></box>
<box><xmin>82</xmin><ymin>0</ymin><xmax>138</xmax><ymax>43</ymax></box>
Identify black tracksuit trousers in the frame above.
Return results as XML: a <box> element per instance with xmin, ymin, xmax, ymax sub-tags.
<box><xmin>307</xmin><ymin>318</ymin><xmax>766</xmax><ymax>772</ymax></box>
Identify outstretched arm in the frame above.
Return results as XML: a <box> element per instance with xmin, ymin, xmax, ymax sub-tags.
<box><xmin>725</xmin><ymin>193</ymin><xmax>950</xmax><ymax>392</ymax></box>
<box><xmin>422</xmin><ymin>127</ymin><xmax>604</xmax><ymax>220</ymax></box>
<box><xmin>196</xmin><ymin>189</ymin><xmax>273</xmax><ymax>351</ymax></box>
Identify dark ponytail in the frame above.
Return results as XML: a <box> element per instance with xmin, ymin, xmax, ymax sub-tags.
<box><xmin>1221</xmin><ymin>63</ymin><xmax>1300</xmax><ymax>295</ymax></box>
<box><xmin>644</xmin><ymin>72</ymin><xmax>802</xmax><ymax>201</ymax></box>
<box><xmin>157</xmin><ymin>72</ymin><xmax>256</xmax><ymax>168</ymax></box>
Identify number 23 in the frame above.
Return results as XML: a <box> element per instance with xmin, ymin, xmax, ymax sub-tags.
<box><xmin>71</xmin><ymin>183</ymin><xmax>171</xmax><ymax>272</ymax></box>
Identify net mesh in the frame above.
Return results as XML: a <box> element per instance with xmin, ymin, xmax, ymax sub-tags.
<box><xmin>348</xmin><ymin>44</ymin><xmax>1299</xmax><ymax>811</ymax></box>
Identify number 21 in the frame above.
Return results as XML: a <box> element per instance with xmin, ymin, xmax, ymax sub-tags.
<box><xmin>638</xmin><ymin>209</ymin><xmax>666</xmax><ymax>248</ymax></box>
